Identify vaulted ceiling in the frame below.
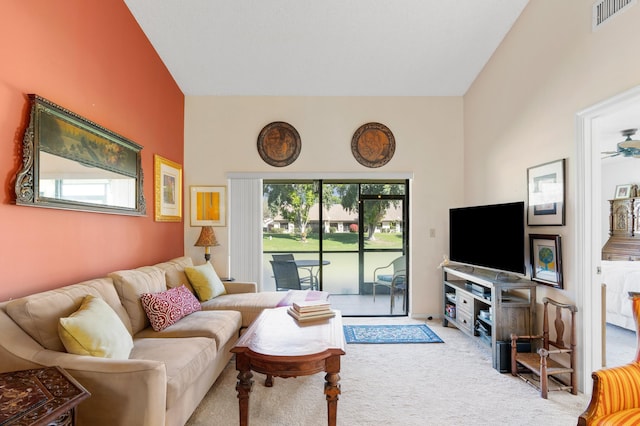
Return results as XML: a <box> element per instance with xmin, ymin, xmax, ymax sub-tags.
<box><xmin>123</xmin><ymin>0</ymin><xmax>529</xmax><ymax>96</ymax></box>
<box><xmin>124</xmin><ymin>1</ymin><xmax>640</xmax><ymax>153</ymax></box>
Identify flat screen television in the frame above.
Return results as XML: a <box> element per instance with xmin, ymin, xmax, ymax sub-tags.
<box><xmin>449</xmin><ymin>201</ymin><xmax>526</xmax><ymax>276</ymax></box>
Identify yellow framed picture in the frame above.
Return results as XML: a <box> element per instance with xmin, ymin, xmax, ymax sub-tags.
<box><xmin>154</xmin><ymin>155</ymin><xmax>182</xmax><ymax>222</ymax></box>
<box><xmin>190</xmin><ymin>185</ymin><xmax>226</xmax><ymax>226</ymax></box>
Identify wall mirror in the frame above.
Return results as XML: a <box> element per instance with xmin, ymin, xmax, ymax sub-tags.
<box><xmin>14</xmin><ymin>94</ymin><xmax>146</xmax><ymax>216</ymax></box>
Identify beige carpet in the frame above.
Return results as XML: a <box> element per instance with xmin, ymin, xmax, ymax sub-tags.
<box><xmin>186</xmin><ymin>317</ymin><xmax>590</xmax><ymax>426</ymax></box>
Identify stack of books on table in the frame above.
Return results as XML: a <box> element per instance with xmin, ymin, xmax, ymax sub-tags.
<box><xmin>287</xmin><ymin>300</ymin><xmax>335</xmax><ymax>323</ymax></box>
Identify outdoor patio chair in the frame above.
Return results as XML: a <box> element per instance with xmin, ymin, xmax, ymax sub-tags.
<box><xmin>272</xmin><ymin>254</ymin><xmax>295</xmax><ymax>261</ymax></box>
<box><xmin>372</xmin><ymin>255</ymin><xmax>406</xmax><ymax>314</ymax></box>
<box><xmin>270</xmin><ymin>260</ymin><xmax>316</xmax><ymax>291</ymax></box>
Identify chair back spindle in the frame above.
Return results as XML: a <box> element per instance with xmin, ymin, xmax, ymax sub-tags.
<box><xmin>511</xmin><ymin>297</ymin><xmax>577</xmax><ymax>399</ymax></box>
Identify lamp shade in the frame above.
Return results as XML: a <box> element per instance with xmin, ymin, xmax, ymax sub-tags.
<box><xmin>194</xmin><ymin>226</ymin><xmax>219</xmax><ymax>247</ymax></box>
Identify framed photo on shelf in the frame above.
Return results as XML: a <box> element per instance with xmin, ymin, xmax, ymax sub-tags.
<box><xmin>154</xmin><ymin>155</ymin><xmax>182</xmax><ymax>222</ymax></box>
<box><xmin>527</xmin><ymin>158</ymin><xmax>566</xmax><ymax>226</ymax></box>
<box><xmin>614</xmin><ymin>184</ymin><xmax>632</xmax><ymax>199</ymax></box>
<box><xmin>529</xmin><ymin>234</ymin><xmax>563</xmax><ymax>289</ymax></box>
<box><xmin>190</xmin><ymin>186</ymin><xmax>226</xmax><ymax>227</ymax></box>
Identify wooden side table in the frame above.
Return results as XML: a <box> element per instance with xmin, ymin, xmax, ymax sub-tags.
<box><xmin>0</xmin><ymin>366</ymin><xmax>90</xmax><ymax>426</ymax></box>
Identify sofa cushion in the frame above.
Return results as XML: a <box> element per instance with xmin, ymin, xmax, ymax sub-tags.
<box><xmin>130</xmin><ymin>336</ymin><xmax>217</xmax><ymax>410</ymax></box>
<box><xmin>140</xmin><ymin>285</ymin><xmax>202</xmax><ymax>331</ymax></box>
<box><xmin>201</xmin><ymin>292</ymin><xmax>285</xmax><ymax>328</ymax></box>
<box><xmin>134</xmin><ymin>310</ymin><xmax>241</xmax><ymax>349</ymax></box>
<box><xmin>59</xmin><ymin>295</ymin><xmax>133</xmax><ymax>359</ymax></box>
<box><xmin>109</xmin><ymin>267</ymin><xmax>166</xmax><ymax>334</ymax></box>
<box><xmin>154</xmin><ymin>256</ymin><xmax>195</xmax><ymax>293</ymax></box>
<box><xmin>185</xmin><ymin>262</ymin><xmax>227</xmax><ymax>301</ymax></box>
<box><xmin>5</xmin><ymin>277</ymin><xmax>131</xmax><ymax>352</ymax></box>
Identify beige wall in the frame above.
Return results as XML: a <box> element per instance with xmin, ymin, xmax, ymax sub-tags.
<box><xmin>465</xmin><ymin>0</ymin><xmax>640</xmax><ymax>388</ymax></box>
<box><xmin>184</xmin><ymin>96</ymin><xmax>464</xmax><ymax>315</ymax></box>
<box><xmin>465</xmin><ymin>0</ymin><xmax>640</xmax><ymax>303</ymax></box>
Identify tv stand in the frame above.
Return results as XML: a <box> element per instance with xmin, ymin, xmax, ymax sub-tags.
<box><xmin>442</xmin><ymin>265</ymin><xmax>536</xmax><ymax>371</ymax></box>
<box><xmin>451</xmin><ymin>264</ymin><xmax>475</xmax><ymax>275</ymax></box>
<box><xmin>494</xmin><ymin>271</ymin><xmax>522</xmax><ymax>282</ymax></box>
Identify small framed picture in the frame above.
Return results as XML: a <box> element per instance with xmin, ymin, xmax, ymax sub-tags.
<box><xmin>529</xmin><ymin>234</ymin><xmax>563</xmax><ymax>289</ymax></box>
<box><xmin>190</xmin><ymin>186</ymin><xmax>226</xmax><ymax>227</ymax></box>
<box><xmin>527</xmin><ymin>159</ymin><xmax>566</xmax><ymax>226</ymax></box>
<box><xmin>154</xmin><ymin>155</ymin><xmax>182</xmax><ymax>222</ymax></box>
<box><xmin>614</xmin><ymin>184</ymin><xmax>632</xmax><ymax>199</ymax></box>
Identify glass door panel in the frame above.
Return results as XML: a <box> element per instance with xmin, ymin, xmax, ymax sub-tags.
<box><xmin>262</xmin><ymin>182</ymin><xmax>320</xmax><ymax>291</ymax></box>
<box><xmin>319</xmin><ymin>183</ymin><xmax>359</xmax><ymax>302</ymax></box>
<box><xmin>359</xmin><ymin>197</ymin><xmax>406</xmax><ymax>315</ymax></box>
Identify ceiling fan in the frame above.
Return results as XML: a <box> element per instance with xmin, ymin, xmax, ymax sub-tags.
<box><xmin>602</xmin><ymin>128</ymin><xmax>640</xmax><ymax>158</ymax></box>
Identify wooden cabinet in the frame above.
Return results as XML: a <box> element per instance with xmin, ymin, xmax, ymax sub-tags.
<box><xmin>602</xmin><ymin>197</ymin><xmax>640</xmax><ymax>261</ymax></box>
<box><xmin>442</xmin><ymin>266</ymin><xmax>537</xmax><ymax>370</ymax></box>
<box><xmin>0</xmin><ymin>366</ymin><xmax>90</xmax><ymax>425</ymax></box>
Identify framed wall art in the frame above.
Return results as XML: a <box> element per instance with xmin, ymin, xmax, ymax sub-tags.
<box><xmin>351</xmin><ymin>122</ymin><xmax>395</xmax><ymax>168</ymax></box>
<box><xmin>154</xmin><ymin>155</ymin><xmax>182</xmax><ymax>222</ymax></box>
<box><xmin>614</xmin><ymin>184</ymin><xmax>632</xmax><ymax>199</ymax></box>
<box><xmin>527</xmin><ymin>158</ymin><xmax>566</xmax><ymax>226</ymax></box>
<box><xmin>529</xmin><ymin>234</ymin><xmax>563</xmax><ymax>288</ymax></box>
<box><xmin>257</xmin><ymin>121</ymin><xmax>301</xmax><ymax>167</ymax></box>
<box><xmin>190</xmin><ymin>186</ymin><xmax>226</xmax><ymax>227</ymax></box>
<box><xmin>14</xmin><ymin>94</ymin><xmax>146</xmax><ymax>216</ymax></box>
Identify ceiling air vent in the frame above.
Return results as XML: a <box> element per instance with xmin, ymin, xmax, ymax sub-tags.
<box><xmin>593</xmin><ymin>0</ymin><xmax>637</xmax><ymax>30</ymax></box>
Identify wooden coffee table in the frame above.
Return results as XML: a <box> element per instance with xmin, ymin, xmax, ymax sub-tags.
<box><xmin>231</xmin><ymin>306</ymin><xmax>345</xmax><ymax>426</ymax></box>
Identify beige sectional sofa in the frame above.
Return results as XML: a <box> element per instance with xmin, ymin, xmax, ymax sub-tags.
<box><xmin>0</xmin><ymin>256</ymin><xmax>286</xmax><ymax>426</ymax></box>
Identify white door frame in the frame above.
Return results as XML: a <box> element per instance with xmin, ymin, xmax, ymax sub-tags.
<box><xmin>576</xmin><ymin>84</ymin><xmax>640</xmax><ymax>391</ymax></box>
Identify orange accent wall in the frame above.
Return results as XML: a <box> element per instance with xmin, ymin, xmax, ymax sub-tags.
<box><xmin>0</xmin><ymin>1</ymin><xmax>184</xmax><ymax>301</ymax></box>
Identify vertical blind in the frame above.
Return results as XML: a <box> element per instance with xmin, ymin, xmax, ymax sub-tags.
<box><xmin>228</xmin><ymin>177</ymin><xmax>263</xmax><ymax>289</ymax></box>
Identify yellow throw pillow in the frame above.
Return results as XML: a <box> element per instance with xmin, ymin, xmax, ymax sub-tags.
<box><xmin>59</xmin><ymin>295</ymin><xmax>133</xmax><ymax>359</ymax></box>
<box><xmin>184</xmin><ymin>262</ymin><xmax>227</xmax><ymax>301</ymax></box>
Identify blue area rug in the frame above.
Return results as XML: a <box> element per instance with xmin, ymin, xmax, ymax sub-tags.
<box><xmin>343</xmin><ymin>324</ymin><xmax>444</xmax><ymax>344</ymax></box>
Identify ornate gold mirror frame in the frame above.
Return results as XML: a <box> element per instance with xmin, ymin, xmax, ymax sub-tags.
<box><xmin>14</xmin><ymin>94</ymin><xmax>146</xmax><ymax>216</ymax></box>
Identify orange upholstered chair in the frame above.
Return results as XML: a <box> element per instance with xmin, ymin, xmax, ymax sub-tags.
<box><xmin>578</xmin><ymin>294</ymin><xmax>640</xmax><ymax>425</ymax></box>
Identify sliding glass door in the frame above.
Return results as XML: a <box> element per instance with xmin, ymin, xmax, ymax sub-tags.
<box><xmin>262</xmin><ymin>179</ymin><xmax>409</xmax><ymax>316</ymax></box>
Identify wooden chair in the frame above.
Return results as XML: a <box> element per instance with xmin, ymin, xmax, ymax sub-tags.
<box><xmin>510</xmin><ymin>297</ymin><xmax>578</xmax><ymax>399</ymax></box>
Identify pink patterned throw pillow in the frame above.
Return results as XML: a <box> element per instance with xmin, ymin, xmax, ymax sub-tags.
<box><xmin>140</xmin><ymin>285</ymin><xmax>201</xmax><ymax>331</ymax></box>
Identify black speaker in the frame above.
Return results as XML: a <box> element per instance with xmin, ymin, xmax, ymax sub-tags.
<box><xmin>496</xmin><ymin>340</ymin><xmax>531</xmax><ymax>373</ymax></box>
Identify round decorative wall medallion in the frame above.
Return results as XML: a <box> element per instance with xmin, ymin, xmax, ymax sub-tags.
<box><xmin>257</xmin><ymin>121</ymin><xmax>301</xmax><ymax>167</ymax></box>
<box><xmin>351</xmin><ymin>122</ymin><xmax>395</xmax><ymax>168</ymax></box>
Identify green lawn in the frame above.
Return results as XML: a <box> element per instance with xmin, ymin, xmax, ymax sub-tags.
<box><xmin>263</xmin><ymin>232</ymin><xmax>402</xmax><ymax>252</ymax></box>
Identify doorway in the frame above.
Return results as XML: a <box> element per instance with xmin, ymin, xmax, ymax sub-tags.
<box><xmin>577</xmin><ymin>84</ymin><xmax>640</xmax><ymax>389</ymax></box>
<box><xmin>262</xmin><ymin>179</ymin><xmax>409</xmax><ymax>316</ymax></box>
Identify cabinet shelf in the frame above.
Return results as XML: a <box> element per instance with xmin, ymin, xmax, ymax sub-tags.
<box><xmin>501</xmin><ymin>294</ymin><xmax>529</xmax><ymax>305</ymax></box>
<box><xmin>442</xmin><ymin>265</ymin><xmax>537</xmax><ymax>371</ymax></box>
<box><xmin>479</xmin><ymin>333</ymin><xmax>492</xmax><ymax>346</ymax></box>
<box><xmin>477</xmin><ymin>315</ymin><xmax>493</xmax><ymax>327</ymax></box>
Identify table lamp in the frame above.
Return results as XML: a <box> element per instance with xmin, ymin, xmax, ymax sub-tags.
<box><xmin>194</xmin><ymin>226</ymin><xmax>219</xmax><ymax>262</ymax></box>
